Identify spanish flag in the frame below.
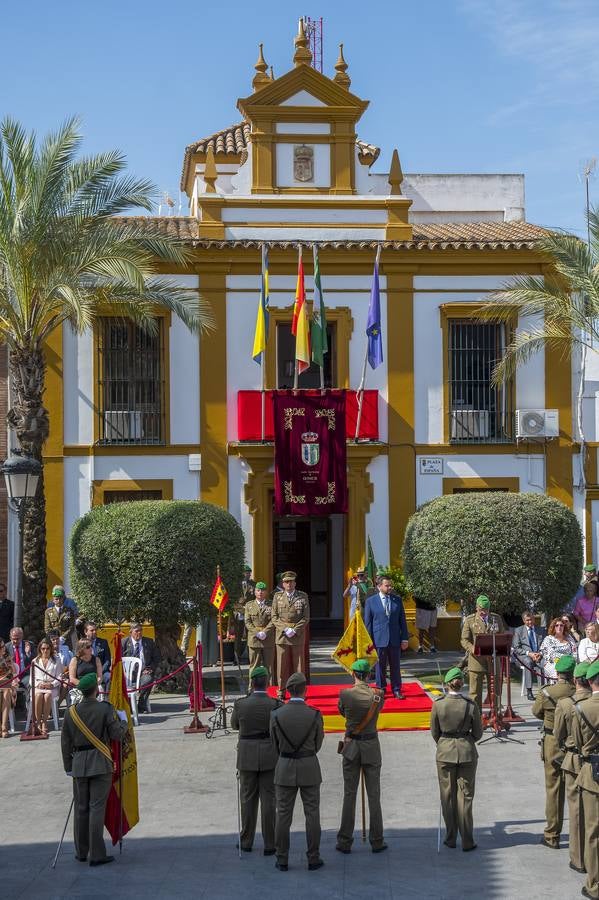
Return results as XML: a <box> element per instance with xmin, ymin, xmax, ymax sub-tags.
<box><xmin>291</xmin><ymin>245</ymin><xmax>310</xmax><ymax>374</ymax></box>
<box><xmin>210</xmin><ymin>575</ymin><xmax>229</xmax><ymax>612</ymax></box>
<box><xmin>332</xmin><ymin>609</ymin><xmax>378</xmax><ymax>675</ymax></box>
<box><xmin>252</xmin><ymin>244</ymin><xmax>270</xmax><ymax>364</ymax></box>
<box><xmin>105</xmin><ymin>633</ymin><xmax>139</xmax><ymax>844</ymax></box>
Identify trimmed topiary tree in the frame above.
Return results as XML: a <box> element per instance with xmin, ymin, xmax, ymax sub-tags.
<box><xmin>402</xmin><ymin>492</ymin><xmax>582</xmax><ymax>619</ymax></box>
<box><xmin>70</xmin><ymin>500</ymin><xmax>245</xmax><ymax>687</ymax></box>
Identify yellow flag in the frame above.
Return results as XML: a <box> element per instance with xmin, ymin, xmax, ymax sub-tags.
<box><xmin>332</xmin><ymin>608</ymin><xmax>378</xmax><ymax>675</ymax></box>
<box><xmin>105</xmin><ymin>634</ymin><xmax>139</xmax><ymax>843</ymax></box>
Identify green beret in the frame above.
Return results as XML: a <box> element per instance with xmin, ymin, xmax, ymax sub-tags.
<box><xmin>255</xmin><ymin>581</ymin><xmax>267</xmax><ymax>590</ymax></box>
<box><xmin>584</xmin><ymin>564</ymin><xmax>596</xmax><ymax>572</ymax></box>
<box><xmin>52</xmin><ymin>585</ymin><xmax>65</xmax><ymax>597</ymax></box>
<box><xmin>555</xmin><ymin>655</ymin><xmax>576</xmax><ymax>674</ymax></box>
<box><xmin>351</xmin><ymin>658</ymin><xmax>371</xmax><ymax>673</ymax></box>
<box><xmin>78</xmin><ymin>673</ymin><xmax>98</xmax><ymax>694</ymax></box>
<box><xmin>587</xmin><ymin>659</ymin><xmax>599</xmax><ymax>680</ymax></box>
<box><xmin>243</xmin><ymin>564</ymin><xmax>252</xmax><ymax>572</ymax></box>
<box><xmin>574</xmin><ymin>661</ymin><xmax>590</xmax><ymax>679</ymax></box>
<box><xmin>286</xmin><ymin>672</ymin><xmax>306</xmax><ymax>690</ymax></box>
<box><xmin>281</xmin><ymin>571</ymin><xmax>297</xmax><ymax>581</ymax></box>
<box><xmin>476</xmin><ymin>595</ymin><xmax>490</xmax><ymax>609</ymax></box>
<box><xmin>250</xmin><ymin>666</ymin><xmax>268</xmax><ymax>679</ymax></box>
<box><xmin>444</xmin><ymin>667</ymin><xmax>464</xmax><ymax>684</ymax></box>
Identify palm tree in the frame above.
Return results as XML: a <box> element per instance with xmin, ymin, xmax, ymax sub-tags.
<box><xmin>0</xmin><ymin>116</ymin><xmax>213</xmax><ymax>635</ymax></box>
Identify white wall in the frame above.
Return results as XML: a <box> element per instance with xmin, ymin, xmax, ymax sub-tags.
<box><xmin>364</xmin><ymin>454</ymin><xmax>390</xmax><ymax>564</ymax></box>
<box><xmin>276</xmin><ymin>143</ymin><xmax>330</xmax><ymax>189</ymax></box>
<box><xmin>415</xmin><ymin>453</ymin><xmax>546</xmax><ymax>507</ymax></box>
<box><xmin>63</xmin><ymin>326</ymin><xmax>94</xmax><ymax>445</ymax></box>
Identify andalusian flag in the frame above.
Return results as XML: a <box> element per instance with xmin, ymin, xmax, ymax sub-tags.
<box><xmin>332</xmin><ymin>608</ymin><xmax>378</xmax><ymax>675</ymax></box>
<box><xmin>311</xmin><ymin>244</ymin><xmax>328</xmax><ymax>367</ymax></box>
<box><xmin>252</xmin><ymin>244</ymin><xmax>270</xmax><ymax>363</ymax></box>
<box><xmin>105</xmin><ymin>633</ymin><xmax>139</xmax><ymax>844</ymax></box>
<box><xmin>210</xmin><ymin>575</ymin><xmax>229</xmax><ymax>612</ymax></box>
<box><xmin>291</xmin><ymin>245</ymin><xmax>310</xmax><ymax>374</ymax></box>
<box><xmin>366</xmin><ymin>536</ymin><xmax>377</xmax><ymax>587</ymax></box>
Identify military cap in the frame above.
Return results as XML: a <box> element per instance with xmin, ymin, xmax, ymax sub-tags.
<box><xmin>78</xmin><ymin>672</ymin><xmax>98</xmax><ymax>694</ymax></box>
<box><xmin>586</xmin><ymin>658</ymin><xmax>599</xmax><ymax>680</ymax></box>
<box><xmin>356</xmin><ymin>567</ymin><xmax>366</xmax><ymax>575</ymax></box>
<box><xmin>555</xmin><ymin>655</ymin><xmax>576</xmax><ymax>674</ymax></box>
<box><xmin>52</xmin><ymin>585</ymin><xmax>66</xmax><ymax>597</ymax></box>
<box><xmin>281</xmin><ymin>571</ymin><xmax>297</xmax><ymax>581</ymax></box>
<box><xmin>243</xmin><ymin>564</ymin><xmax>252</xmax><ymax>572</ymax></box>
<box><xmin>351</xmin><ymin>658</ymin><xmax>371</xmax><ymax>673</ymax></box>
<box><xmin>574</xmin><ymin>661</ymin><xmax>590</xmax><ymax>679</ymax></box>
<box><xmin>286</xmin><ymin>672</ymin><xmax>306</xmax><ymax>690</ymax></box>
<box><xmin>584</xmin><ymin>564</ymin><xmax>596</xmax><ymax>572</ymax></box>
<box><xmin>476</xmin><ymin>595</ymin><xmax>490</xmax><ymax>609</ymax></box>
<box><xmin>250</xmin><ymin>665</ymin><xmax>268</xmax><ymax>679</ymax></box>
<box><xmin>255</xmin><ymin>581</ymin><xmax>267</xmax><ymax>590</ymax></box>
<box><xmin>444</xmin><ymin>666</ymin><xmax>463</xmax><ymax>684</ymax></box>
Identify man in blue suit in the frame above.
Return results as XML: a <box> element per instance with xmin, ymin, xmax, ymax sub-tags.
<box><xmin>364</xmin><ymin>574</ymin><xmax>409</xmax><ymax>699</ymax></box>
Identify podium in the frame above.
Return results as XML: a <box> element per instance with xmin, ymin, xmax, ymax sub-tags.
<box><xmin>474</xmin><ymin>632</ymin><xmax>523</xmax><ymax>743</ymax></box>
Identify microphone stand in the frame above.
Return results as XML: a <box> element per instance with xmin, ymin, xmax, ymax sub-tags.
<box><xmin>479</xmin><ymin>617</ymin><xmax>523</xmax><ymax>746</ymax></box>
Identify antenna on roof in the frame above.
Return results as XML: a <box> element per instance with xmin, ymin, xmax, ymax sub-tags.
<box><xmin>304</xmin><ymin>16</ymin><xmax>323</xmax><ymax>72</ymax></box>
<box><xmin>580</xmin><ymin>158</ymin><xmax>597</xmax><ymax>247</ymax></box>
<box><xmin>158</xmin><ymin>191</ymin><xmax>176</xmax><ymax>217</ymax></box>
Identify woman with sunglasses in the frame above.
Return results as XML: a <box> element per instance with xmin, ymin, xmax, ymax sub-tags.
<box><xmin>31</xmin><ymin>638</ymin><xmax>62</xmax><ymax>734</ymax></box>
<box><xmin>68</xmin><ymin>639</ymin><xmax>103</xmax><ymax>693</ymax></box>
<box><xmin>539</xmin><ymin>618</ymin><xmax>578</xmax><ymax>680</ymax></box>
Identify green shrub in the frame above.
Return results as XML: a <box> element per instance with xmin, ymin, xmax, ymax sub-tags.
<box><xmin>402</xmin><ymin>492</ymin><xmax>582</xmax><ymax>618</ymax></box>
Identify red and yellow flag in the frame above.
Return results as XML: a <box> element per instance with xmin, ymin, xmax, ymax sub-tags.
<box><xmin>291</xmin><ymin>246</ymin><xmax>310</xmax><ymax>374</ymax></box>
<box><xmin>332</xmin><ymin>608</ymin><xmax>378</xmax><ymax>675</ymax></box>
<box><xmin>210</xmin><ymin>575</ymin><xmax>229</xmax><ymax>612</ymax></box>
<box><xmin>105</xmin><ymin>633</ymin><xmax>139</xmax><ymax>844</ymax></box>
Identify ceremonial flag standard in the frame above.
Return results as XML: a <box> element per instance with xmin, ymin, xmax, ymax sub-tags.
<box><xmin>311</xmin><ymin>244</ymin><xmax>328</xmax><ymax>368</ymax></box>
<box><xmin>366</xmin><ymin>536</ymin><xmax>377</xmax><ymax>587</ymax></box>
<box><xmin>366</xmin><ymin>249</ymin><xmax>383</xmax><ymax>370</ymax></box>
<box><xmin>292</xmin><ymin>246</ymin><xmax>310</xmax><ymax>375</ymax></box>
<box><xmin>210</xmin><ymin>575</ymin><xmax>229</xmax><ymax>612</ymax></box>
<box><xmin>332</xmin><ymin>609</ymin><xmax>378</xmax><ymax>674</ymax></box>
<box><xmin>105</xmin><ymin>634</ymin><xmax>139</xmax><ymax>844</ymax></box>
<box><xmin>252</xmin><ymin>244</ymin><xmax>270</xmax><ymax>364</ymax></box>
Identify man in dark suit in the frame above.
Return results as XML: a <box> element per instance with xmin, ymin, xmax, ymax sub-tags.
<box><xmin>0</xmin><ymin>584</ymin><xmax>14</xmax><ymax>642</ymax></box>
<box><xmin>121</xmin><ymin>623</ymin><xmax>160</xmax><ymax>713</ymax></box>
<box><xmin>364</xmin><ymin>574</ymin><xmax>409</xmax><ymax>699</ymax></box>
<box><xmin>512</xmin><ymin>611</ymin><xmax>546</xmax><ymax>700</ymax></box>
<box><xmin>7</xmin><ymin>626</ymin><xmax>33</xmax><ymax>694</ymax></box>
<box><xmin>84</xmin><ymin>622</ymin><xmax>111</xmax><ymax>690</ymax></box>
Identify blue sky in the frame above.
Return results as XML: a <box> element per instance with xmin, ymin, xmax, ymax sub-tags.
<box><xmin>2</xmin><ymin>0</ymin><xmax>598</xmax><ymax>234</ymax></box>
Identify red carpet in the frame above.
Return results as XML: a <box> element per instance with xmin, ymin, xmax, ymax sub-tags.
<box><xmin>268</xmin><ymin>682</ymin><xmax>433</xmax><ymax>732</ymax></box>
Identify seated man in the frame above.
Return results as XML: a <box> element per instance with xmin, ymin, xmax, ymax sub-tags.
<box><xmin>47</xmin><ymin>629</ymin><xmax>73</xmax><ymax>706</ymax></box>
<box><xmin>84</xmin><ymin>622</ymin><xmax>111</xmax><ymax>693</ymax></box>
<box><xmin>121</xmin><ymin>623</ymin><xmax>160</xmax><ymax>713</ymax></box>
<box><xmin>512</xmin><ymin>611</ymin><xmax>546</xmax><ymax>701</ymax></box>
<box><xmin>7</xmin><ymin>626</ymin><xmax>33</xmax><ymax>701</ymax></box>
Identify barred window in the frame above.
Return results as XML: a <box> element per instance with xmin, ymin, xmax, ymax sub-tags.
<box><xmin>96</xmin><ymin>318</ymin><xmax>166</xmax><ymax>444</ymax></box>
<box><xmin>448</xmin><ymin>321</ymin><xmax>513</xmax><ymax>443</ymax></box>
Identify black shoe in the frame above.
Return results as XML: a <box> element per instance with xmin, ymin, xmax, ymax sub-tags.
<box><xmin>393</xmin><ymin>692</ymin><xmax>405</xmax><ymax>700</ymax></box>
<box><xmin>430</xmin><ymin>646</ymin><xmax>437</xmax><ymax>654</ymax></box>
<box><xmin>462</xmin><ymin>844</ymin><xmax>477</xmax><ymax>852</ymax></box>
<box><xmin>336</xmin><ymin>845</ymin><xmax>351</xmax><ymax>854</ymax></box>
<box><xmin>569</xmin><ymin>862</ymin><xmax>586</xmax><ymax>873</ymax></box>
<box><xmin>443</xmin><ymin>840</ymin><xmax>456</xmax><ymax>849</ymax></box>
<box><xmin>416</xmin><ymin>646</ymin><xmax>424</xmax><ymax>654</ymax></box>
<box><xmin>372</xmin><ymin>843</ymin><xmax>388</xmax><ymax>853</ymax></box>
<box><xmin>540</xmin><ymin>837</ymin><xmax>559</xmax><ymax>849</ymax></box>
<box><xmin>581</xmin><ymin>888</ymin><xmax>596</xmax><ymax>899</ymax></box>
<box><xmin>90</xmin><ymin>856</ymin><xmax>114</xmax><ymax>867</ymax></box>
<box><xmin>308</xmin><ymin>859</ymin><xmax>325</xmax><ymax>870</ymax></box>
<box><xmin>264</xmin><ymin>849</ymin><xmax>276</xmax><ymax>856</ymax></box>
<box><xmin>527</xmin><ymin>690</ymin><xmax>535</xmax><ymax>701</ymax></box>
<box><xmin>275</xmin><ymin>861</ymin><xmax>288</xmax><ymax>871</ymax></box>
<box><xmin>75</xmin><ymin>856</ymin><xmax>88</xmax><ymax>862</ymax></box>
<box><xmin>236</xmin><ymin>843</ymin><xmax>252</xmax><ymax>852</ymax></box>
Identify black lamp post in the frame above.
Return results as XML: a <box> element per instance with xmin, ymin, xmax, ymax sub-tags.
<box><xmin>1</xmin><ymin>455</ymin><xmax>41</xmax><ymax>628</ymax></box>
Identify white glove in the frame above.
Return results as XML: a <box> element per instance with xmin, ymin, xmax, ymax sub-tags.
<box><xmin>116</xmin><ymin>710</ymin><xmax>127</xmax><ymax>722</ymax></box>
<box><xmin>256</xmin><ymin>631</ymin><xmax>266</xmax><ymax>641</ymax></box>
<box><xmin>284</xmin><ymin>627</ymin><xmax>296</xmax><ymax>638</ymax></box>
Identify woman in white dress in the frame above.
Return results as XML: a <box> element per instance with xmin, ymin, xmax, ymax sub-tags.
<box><xmin>577</xmin><ymin>622</ymin><xmax>599</xmax><ymax>664</ymax></box>
<box><xmin>31</xmin><ymin>638</ymin><xmax>62</xmax><ymax>733</ymax></box>
<box><xmin>539</xmin><ymin>618</ymin><xmax>578</xmax><ymax>680</ymax></box>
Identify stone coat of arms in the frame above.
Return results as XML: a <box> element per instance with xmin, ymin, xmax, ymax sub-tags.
<box><xmin>294</xmin><ymin>144</ymin><xmax>314</xmax><ymax>182</ymax></box>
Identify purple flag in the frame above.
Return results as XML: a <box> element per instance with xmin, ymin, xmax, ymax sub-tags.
<box><xmin>367</xmin><ymin>254</ymin><xmax>383</xmax><ymax>369</ymax></box>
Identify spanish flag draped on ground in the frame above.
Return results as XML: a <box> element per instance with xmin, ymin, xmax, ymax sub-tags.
<box><xmin>104</xmin><ymin>634</ymin><xmax>139</xmax><ymax>844</ymax></box>
<box><xmin>291</xmin><ymin>245</ymin><xmax>310</xmax><ymax>374</ymax></box>
<box><xmin>332</xmin><ymin>608</ymin><xmax>378</xmax><ymax>674</ymax></box>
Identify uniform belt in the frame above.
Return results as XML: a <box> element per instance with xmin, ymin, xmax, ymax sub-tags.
<box><xmin>544</xmin><ymin>728</ymin><xmax>554</xmax><ymax>735</ymax></box>
<box><xmin>440</xmin><ymin>732</ymin><xmax>470</xmax><ymax>738</ymax></box>
<box><xmin>280</xmin><ymin>750</ymin><xmax>315</xmax><ymax>759</ymax></box>
<box><xmin>347</xmin><ymin>732</ymin><xmax>377</xmax><ymax>741</ymax></box>
<box><xmin>74</xmin><ymin>743</ymin><xmax>96</xmax><ymax>752</ymax></box>
<box><xmin>240</xmin><ymin>732</ymin><xmax>271</xmax><ymax>740</ymax></box>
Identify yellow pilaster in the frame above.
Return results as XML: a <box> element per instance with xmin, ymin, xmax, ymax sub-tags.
<box><xmin>544</xmin><ymin>266</ymin><xmax>573</xmax><ymax>508</ymax></box>
<box><xmin>43</xmin><ymin>325</ymin><xmax>64</xmax><ymax>589</ymax></box>
<box><xmin>199</xmin><ymin>267</ymin><xmax>228</xmax><ymax>507</ymax></box>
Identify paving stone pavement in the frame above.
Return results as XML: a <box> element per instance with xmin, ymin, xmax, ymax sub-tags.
<box><xmin>1</xmin><ymin>648</ymin><xmax>586</xmax><ymax>900</ymax></box>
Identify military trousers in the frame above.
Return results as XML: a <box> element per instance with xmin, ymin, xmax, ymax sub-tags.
<box><xmin>564</xmin><ymin>770</ymin><xmax>585</xmax><ymax>870</ymax></box>
<box><xmin>581</xmin><ymin>786</ymin><xmax>599</xmax><ymax>898</ymax></box>
<box><xmin>73</xmin><ymin>772</ymin><xmax>113</xmax><ymax>862</ymax></box>
<box><xmin>337</xmin><ymin>757</ymin><xmax>384</xmax><ymax>850</ymax></box>
<box><xmin>276</xmin><ymin>644</ymin><xmax>304</xmax><ymax>694</ymax></box>
<box><xmin>436</xmin><ymin>760</ymin><xmax>477</xmax><ymax>849</ymax></box>
<box><xmin>233</xmin><ymin>618</ymin><xmax>246</xmax><ymax>663</ymax></box>
<box><xmin>248</xmin><ymin>645</ymin><xmax>274</xmax><ymax>682</ymax></box>
<box><xmin>542</xmin><ymin>736</ymin><xmax>566</xmax><ymax>844</ymax></box>
<box><xmin>239</xmin><ymin>768</ymin><xmax>276</xmax><ymax>851</ymax></box>
<box><xmin>275</xmin><ymin>783</ymin><xmax>321</xmax><ymax>865</ymax></box>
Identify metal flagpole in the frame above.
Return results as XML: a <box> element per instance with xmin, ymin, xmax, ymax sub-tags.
<box><xmin>119</xmin><ymin>741</ymin><xmax>124</xmax><ymax>854</ymax></box>
<box><xmin>354</xmin><ymin>245</ymin><xmax>381</xmax><ymax>442</ymax></box>
<box><xmin>261</xmin><ymin>243</ymin><xmax>267</xmax><ymax>441</ymax></box>
<box><xmin>236</xmin><ymin>771</ymin><xmax>243</xmax><ymax>858</ymax></box>
<box><xmin>293</xmin><ymin>244</ymin><xmax>302</xmax><ymax>391</ymax></box>
<box><xmin>313</xmin><ymin>243</ymin><xmax>325</xmax><ymax>393</ymax></box>
<box><xmin>437</xmin><ymin>801</ymin><xmax>442</xmax><ymax>853</ymax></box>
<box><xmin>261</xmin><ymin>352</ymin><xmax>266</xmax><ymax>442</ymax></box>
<box><xmin>51</xmin><ymin>798</ymin><xmax>74</xmax><ymax>869</ymax></box>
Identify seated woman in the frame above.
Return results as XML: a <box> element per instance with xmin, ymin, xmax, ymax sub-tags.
<box><xmin>31</xmin><ymin>638</ymin><xmax>62</xmax><ymax>734</ymax></box>
<box><xmin>68</xmin><ymin>639</ymin><xmax>103</xmax><ymax>700</ymax></box>
<box><xmin>578</xmin><ymin>622</ymin><xmax>599</xmax><ymax>664</ymax></box>
<box><xmin>0</xmin><ymin>638</ymin><xmax>17</xmax><ymax>737</ymax></box>
<box><xmin>562</xmin><ymin>614</ymin><xmax>582</xmax><ymax>644</ymax></box>
<box><xmin>540</xmin><ymin>617</ymin><xmax>578</xmax><ymax>680</ymax></box>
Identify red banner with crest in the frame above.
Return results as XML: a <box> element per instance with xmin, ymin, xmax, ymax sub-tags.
<box><xmin>274</xmin><ymin>390</ymin><xmax>347</xmax><ymax>515</ymax></box>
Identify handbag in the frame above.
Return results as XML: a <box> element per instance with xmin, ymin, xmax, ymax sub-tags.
<box><xmin>337</xmin><ymin>689</ymin><xmax>384</xmax><ymax>754</ymax></box>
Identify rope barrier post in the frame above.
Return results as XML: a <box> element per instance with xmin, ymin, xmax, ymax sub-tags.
<box><xmin>184</xmin><ymin>650</ymin><xmax>208</xmax><ymax>734</ymax></box>
<box><xmin>21</xmin><ymin>662</ymin><xmax>49</xmax><ymax>742</ymax></box>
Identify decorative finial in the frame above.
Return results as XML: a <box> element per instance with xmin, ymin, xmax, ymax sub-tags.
<box><xmin>388</xmin><ymin>149</ymin><xmax>404</xmax><ymax>195</ymax></box>
<box><xmin>203</xmin><ymin>146</ymin><xmax>218</xmax><ymax>194</ymax></box>
<box><xmin>293</xmin><ymin>17</ymin><xmax>313</xmax><ymax>67</ymax></box>
<box><xmin>253</xmin><ymin>43</ymin><xmax>270</xmax><ymax>91</ymax></box>
<box><xmin>270</xmin><ymin>66</ymin><xmax>275</xmax><ymax>81</ymax></box>
<box><xmin>333</xmin><ymin>43</ymin><xmax>351</xmax><ymax>89</ymax></box>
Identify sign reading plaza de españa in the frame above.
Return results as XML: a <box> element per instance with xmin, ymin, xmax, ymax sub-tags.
<box><xmin>274</xmin><ymin>391</ymin><xmax>348</xmax><ymax>516</ymax></box>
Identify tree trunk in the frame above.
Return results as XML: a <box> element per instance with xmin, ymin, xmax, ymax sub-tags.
<box><xmin>6</xmin><ymin>345</ymin><xmax>50</xmax><ymax>639</ymax></box>
<box><xmin>154</xmin><ymin>623</ymin><xmax>191</xmax><ymax>693</ymax></box>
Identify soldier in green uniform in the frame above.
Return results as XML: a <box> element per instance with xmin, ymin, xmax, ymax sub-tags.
<box><xmin>430</xmin><ymin>666</ymin><xmax>483</xmax><ymax>851</ymax></box>
<box><xmin>460</xmin><ymin>595</ymin><xmax>507</xmax><ymax>711</ymax></box>
<box><xmin>244</xmin><ymin>582</ymin><xmax>275</xmax><ymax>682</ymax></box>
<box><xmin>554</xmin><ymin>660</ymin><xmax>592</xmax><ymax>873</ymax></box>
<box><xmin>336</xmin><ymin>658</ymin><xmax>386</xmax><ymax>854</ymax></box>
<box><xmin>532</xmin><ymin>653</ymin><xmax>576</xmax><ymax>849</ymax></box>
<box><xmin>270</xmin><ymin>672</ymin><xmax>324</xmax><ymax>872</ymax></box>
<box><xmin>271</xmin><ymin>572</ymin><xmax>310</xmax><ymax>700</ymax></box>
<box><xmin>44</xmin><ymin>586</ymin><xmax>76</xmax><ymax>650</ymax></box>
<box><xmin>60</xmin><ymin>673</ymin><xmax>127</xmax><ymax>866</ymax></box>
<box><xmin>231</xmin><ymin>666</ymin><xmax>282</xmax><ymax>854</ymax></box>
<box><xmin>571</xmin><ymin>657</ymin><xmax>599</xmax><ymax>899</ymax></box>
<box><xmin>232</xmin><ymin>565</ymin><xmax>255</xmax><ymax>663</ymax></box>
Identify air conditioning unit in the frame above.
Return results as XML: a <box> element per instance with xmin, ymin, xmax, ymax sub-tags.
<box><xmin>451</xmin><ymin>410</ymin><xmax>490</xmax><ymax>441</ymax></box>
<box><xmin>104</xmin><ymin>411</ymin><xmax>144</xmax><ymax>441</ymax></box>
<box><xmin>515</xmin><ymin>408</ymin><xmax>559</xmax><ymax>439</ymax></box>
